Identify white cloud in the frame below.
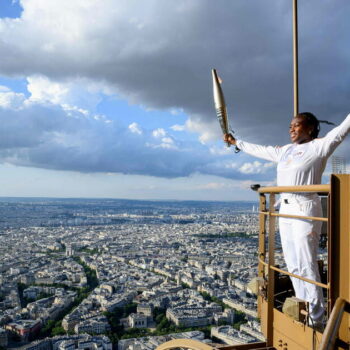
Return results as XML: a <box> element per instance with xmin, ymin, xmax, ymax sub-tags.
<box><xmin>171</xmin><ymin>124</ymin><xmax>185</xmax><ymax>131</ymax></box>
<box><xmin>152</xmin><ymin>128</ymin><xmax>166</xmax><ymax>138</ymax></box>
<box><xmin>26</xmin><ymin>75</ymin><xmax>109</xmax><ymax>115</ymax></box>
<box><xmin>27</xmin><ymin>75</ymin><xmax>69</xmax><ymax>105</ymax></box>
<box><xmin>185</xmin><ymin>117</ymin><xmax>220</xmax><ymax>144</ymax></box>
<box><xmin>146</xmin><ymin>134</ymin><xmax>177</xmax><ymax>150</ymax></box>
<box><xmin>0</xmin><ymin>86</ymin><xmax>11</xmax><ymax>92</ymax></box>
<box><xmin>161</xmin><ymin>137</ymin><xmax>173</xmax><ymax>144</ymax></box>
<box><xmin>223</xmin><ymin>161</ymin><xmax>238</xmax><ymax>169</ymax></box>
<box><xmin>0</xmin><ymin>90</ymin><xmax>26</xmax><ymax>109</ymax></box>
<box><xmin>159</xmin><ymin>143</ymin><xmax>177</xmax><ymax>150</ymax></box>
<box><xmin>209</xmin><ymin>145</ymin><xmax>232</xmax><ymax>155</ymax></box>
<box><xmin>0</xmin><ymin>81</ymin><xmax>280</xmax><ymax>181</ymax></box>
<box><xmin>128</xmin><ymin>122</ymin><xmax>142</xmax><ymax>135</ymax></box>
<box><xmin>239</xmin><ymin>161</ymin><xmax>275</xmax><ymax>174</ymax></box>
<box><xmin>0</xmin><ymin>85</ymin><xmax>217</xmax><ymax>178</ymax></box>
<box><xmin>146</xmin><ymin>141</ymin><xmax>177</xmax><ymax>150</ymax></box>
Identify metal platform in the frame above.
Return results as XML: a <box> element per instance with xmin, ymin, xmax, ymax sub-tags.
<box><xmin>156</xmin><ymin>339</ymin><xmax>273</xmax><ymax>350</ymax></box>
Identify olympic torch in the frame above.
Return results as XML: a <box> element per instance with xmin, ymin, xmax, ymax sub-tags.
<box><xmin>212</xmin><ymin>69</ymin><xmax>240</xmax><ymax>152</ymax></box>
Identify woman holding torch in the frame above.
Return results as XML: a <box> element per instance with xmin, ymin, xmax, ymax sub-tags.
<box><xmin>224</xmin><ymin>112</ymin><xmax>350</xmax><ymax>328</ymax></box>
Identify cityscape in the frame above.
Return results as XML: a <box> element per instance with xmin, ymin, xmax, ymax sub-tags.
<box><xmin>0</xmin><ymin>198</ymin><xmax>268</xmax><ymax>349</ymax></box>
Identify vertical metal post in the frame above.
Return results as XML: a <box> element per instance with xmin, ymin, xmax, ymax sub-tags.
<box><xmin>267</xmin><ymin>194</ymin><xmax>276</xmax><ymax>347</ymax></box>
<box><xmin>258</xmin><ymin>194</ymin><xmax>268</xmax><ymax>334</ymax></box>
<box><xmin>293</xmin><ymin>0</ymin><xmax>299</xmax><ymax>116</ymax></box>
<box><xmin>258</xmin><ymin>194</ymin><xmax>267</xmax><ymax>278</ymax></box>
<box><xmin>327</xmin><ymin>192</ymin><xmax>331</xmax><ymax>320</ymax></box>
<box><xmin>329</xmin><ymin>174</ymin><xmax>350</xmax><ymax>343</ymax></box>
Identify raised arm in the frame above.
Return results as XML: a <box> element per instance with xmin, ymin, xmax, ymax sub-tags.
<box><xmin>316</xmin><ymin>113</ymin><xmax>350</xmax><ymax>158</ymax></box>
<box><xmin>223</xmin><ymin>133</ymin><xmax>281</xmax><ymax>162</ymax></box>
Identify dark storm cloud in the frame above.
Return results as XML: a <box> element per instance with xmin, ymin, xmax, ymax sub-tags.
<box><xmin>0</xmin><ymin>0</ymin><xmax>349</xmax><ymax>176</ymax></box>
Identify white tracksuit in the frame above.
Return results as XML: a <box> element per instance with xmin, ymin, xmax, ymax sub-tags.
<box><xmin>235</xmin><ymin>114</ymin><xmax>350</xmax><ymax>324</ymax></box>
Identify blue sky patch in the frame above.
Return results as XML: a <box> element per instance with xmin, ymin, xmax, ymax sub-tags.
<box><xmin>0</xmin><ymin>0</ymin><xmax>23</xmax><ymax>19</ymax></box>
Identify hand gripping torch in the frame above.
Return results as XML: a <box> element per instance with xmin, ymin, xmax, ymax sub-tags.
<box><xmin>211</xmin><ymin>69</ymin><xmax>240</xmax><ymax>153</ymax></box>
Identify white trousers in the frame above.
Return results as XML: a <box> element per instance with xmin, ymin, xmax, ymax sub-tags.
<box><xmin>279</xmin><ymin>197</ymin><xmax>325</xmax><ymax>324</ymax></box>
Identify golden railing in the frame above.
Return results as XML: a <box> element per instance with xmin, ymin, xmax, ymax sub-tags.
<box><xmin>257</xmin><ymin>184</ymin><xmax>332</xmax><ymax>347</ymax></box>
<box><xmin>319</xmin><ymin>297</ymin><xmax>350</xmax><ymax>350</ymax></box>
<box><xmin>156</xmin><ymin>339</ymin><xmax>214</xmax><ymax>350</ymax></box>
<box><xmin>156</xmin><ymin>339</ymin><xmax>269</xmax><ymax>350</ymax></box>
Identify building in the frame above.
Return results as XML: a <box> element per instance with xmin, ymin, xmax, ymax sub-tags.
<box><xmin>20</xmin><ymin>339</ymin><xmax>51</xmax><ymax>350</ymax></box>
<box><xmin>62</xmin><ymin>312</ymin><xmax>81</xmax><ymax>332</ymax></box>
<box><xmin>74</xmin><ymin>316</ymin><xmax>111</xmax><ymax>334</ymax></box>
<box><xmin>213</xmin><ymin>308</ymin><xmax>235</xmax><ymax>325</ymax></box>
<box><xmin>332</xmin><ymin>156</ymin><xmax>347</xmax><ymax>174</ymax></box>
<box><xmin>128</xmin><ymin>313</ymin><xmax>148</xmax><ymax>328</ymax></box>
<box><xmin>211</xmin><ymin>326</ymin><xmax>257</xmax><ymax>345</ymax></box>
<box><xmin>5</xmin><ymin>319</ymin><xmax>41</xmax><ymax>341</ymax></box>
<box><xmin>66</xmin><ymin>244</ymin><xmax>75</xmax><ymax>257</ymax></box>
<box><xmin>166</xmin><ymin>307</ymin><xmax>213</xmax><ymax>327</ymax></box>
<box><xmin>23</xmin><ymin>286</ymin><xmax>42</xmax><ymax>300</ymax></box>
<box><xmin>137</xmin><ymin>303</ymin><xmax>154</xmax><ymax>320</ymax></box>
<box><xmin>20</xmin><ymin>335</ymin><xmax>112</xmax><ymax>350</ymax></box>
<box><xmin>21</xmin><ymin>273</ymin><xmax>36</xmax><ymax>285</ymax></box>
<box><xmin>0</xmin><ymin>327</ymin><xmax>8</xmax><ymax>348</ymax></box>
<box><xmin>222</xmin><ymin>298</ymin><xmax>258</xmax><ymax>318</ymax></box>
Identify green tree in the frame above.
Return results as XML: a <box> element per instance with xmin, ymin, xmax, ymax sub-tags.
<box><xmin>156</xmin><ymin>317</ymin><xmax>171</xmax><ymax>331</ymax></box>
<box><xmin>124</xmin><ymin>303</ymin><xmax>137</xmax><ymax>316</ymax></box>
<box><xmin>52</xmin><ymin>326</ymin><xmax>66</xmax><ymax>336</ymax></box>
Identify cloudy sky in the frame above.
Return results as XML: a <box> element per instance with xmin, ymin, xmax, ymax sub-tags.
<box><xmin>0</xmin><ymin>0</ymin><xmax>349</xmax><ymax>200</ymax></box>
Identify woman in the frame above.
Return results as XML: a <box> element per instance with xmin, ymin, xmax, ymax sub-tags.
<box><xmin>224</xmin><ymin>112</ymin><xmax>350</xmax><ymax>328</ymax></box>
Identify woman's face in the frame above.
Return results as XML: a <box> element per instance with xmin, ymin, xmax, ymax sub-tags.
<box><xmin>289</xmin><ymin>117</ymin><xmax>313</xmax><ymax>144</ymax></box>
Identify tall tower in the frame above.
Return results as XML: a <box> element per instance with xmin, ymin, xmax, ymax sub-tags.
<box><xmin>332</xmin><ymin>156</ymin><xmax>347</xmax><ymax>174</ymax></box>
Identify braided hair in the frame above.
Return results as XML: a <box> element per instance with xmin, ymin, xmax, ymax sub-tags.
<box><xmin>296</xmin><ymin>112</ymin><xmax>335</xmax><ymax>139</ymax></box>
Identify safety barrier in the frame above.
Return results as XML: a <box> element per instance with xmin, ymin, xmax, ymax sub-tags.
<box><xmin>256</xmin><ymin>184</ymin><xmax>330</xmax><ymax>344</ymax></box>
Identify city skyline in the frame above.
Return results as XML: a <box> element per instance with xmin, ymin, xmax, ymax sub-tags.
<box><xmin>0</xmin><ymin>197</ymin><xmax>264</xmax><ymax>347</ymax></box>
<box><xmin>0</xmin><ymin>1</ymin><xmax>349</xmax><ymax>200</ymax></box>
